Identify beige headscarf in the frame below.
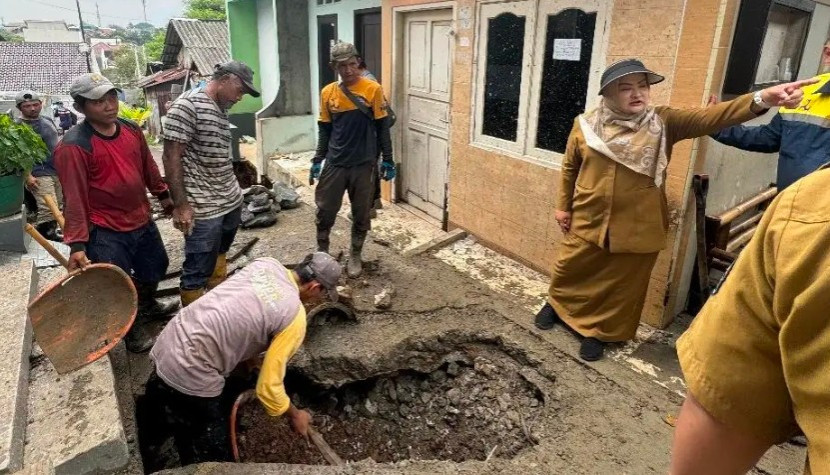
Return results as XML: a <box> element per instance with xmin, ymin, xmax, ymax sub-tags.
<box><xmin>578</xmin><ymin>99</ymin><xmax>668</xmax><ymax>187</ymax></box>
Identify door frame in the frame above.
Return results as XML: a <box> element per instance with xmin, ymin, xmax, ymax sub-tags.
<box><xmin>355</xmin><ymin>7</ymin><xmax>382</xmax><ymax>83</ymax></box>
<box><xmin>392</xmin><ymin>2</ymin><xmax>456</xmax><ymax>229</ymax></box>
<box><xmin>317</xmin><ymin>14</ymin><xmax>339</xmax><ymax>90</ymax></box>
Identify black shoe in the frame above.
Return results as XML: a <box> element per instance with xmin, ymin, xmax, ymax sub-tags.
<box><xmin>36</xmin><ymin>221</ymin><xmax>62</xmax><ymax>242</ymax></box>
<box><xmin>125</xmin><ymin>324</ymin><xmax>155</xmax><ymax>353</ymax></box>
<box><xmin>534</xmin><ymin>303</ymin><xmax>559</xmax><ymax>330</ymax></box>
<box><xmin>136</xmin><ymin>282</ymin><xmax>180</xmax><ymax>320</ymax></box>
<box><xmin>580</xmin><ymin>338</ymin><xmax>606</xmax><ymax>362</ymax></box>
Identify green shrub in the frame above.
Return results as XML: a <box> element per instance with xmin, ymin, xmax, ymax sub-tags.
<box><xmin>0</xmin><ymin>114</ymin><xmax>47</xmax><ymax>176</ymax></box>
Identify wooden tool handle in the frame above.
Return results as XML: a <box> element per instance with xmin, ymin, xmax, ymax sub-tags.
<box><xmin>43</xmin><ymin>195</ymin><xmax>65</xmax><ymax>230</ymax></box>
<box><xmin>308</xmin><ymin>427</ymin><xmax>344</xmax><ymax>466</ymax></box>
<box><xmin>25</xmin><ymin>223</ymin><xmax>69</xmax><ymax>269</ymax></box>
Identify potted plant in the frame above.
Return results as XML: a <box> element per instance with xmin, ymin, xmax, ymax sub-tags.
<box><xmin>0</xmin><ymin>113</ymin><xmax>47</xmax><ymax>218</ymax></box>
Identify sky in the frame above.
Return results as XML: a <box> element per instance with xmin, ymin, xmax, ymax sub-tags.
<box><xmin>0</xmin><ymin>0</ymin><xmax>185</xmax><ymax>27</ymax></box>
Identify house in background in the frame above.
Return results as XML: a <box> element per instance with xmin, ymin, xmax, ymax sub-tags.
<box><xmin>0</xmin><ymin>42</ymin><xmax>89</xmax><ymax>114</ymax></box>
<box><xmin>18</xmin><ymin>20</ymin><xmax>81</xmax><ymax>43</ymax></box>
<box><xmin>90</xmin><ymin>38</ymin><xmax>122</xmax><ymax>70</ymax></box>
<box><xmin>226</xmin><ymin>0</ymin><xmax>382</xmax><ymax>173</ymax></box>
<box><xmin>137</xmin><ymin>18</ymin><xmax>230</xmax><ymax>138</ymax></box>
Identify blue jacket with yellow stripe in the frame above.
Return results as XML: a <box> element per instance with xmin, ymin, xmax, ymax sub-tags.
<box><xmin>711</xmin><ymin>73</ymin><xmax>830</xmax><ymax>190</ymax></box>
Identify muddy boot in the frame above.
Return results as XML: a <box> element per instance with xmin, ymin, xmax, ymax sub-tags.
<box><xmin>180</xmin><ymin>287</ymin><xmax>206</xmax><ymax>308</ymax></box>
<box><xmin>317</xmin><ymin>229</ymin><xmax>331</xmax><ymax>254</ymax></box>
<box><xmin>347</xmin><ymin>231</ymin><xmax>366</xmax><ymax>278</ymax></box>
<box><xmin>579</xmin><ymin>337</ymin><xmax>606</xmax><ymax>362</ymax></box>
<box><xmin>136</xmin><ymin>282</ymin><xmax>179</xmax><ymax>320</ymax></box>
<box><xmin>207</xmin><ymin>253</ymin><xmax>228</xmax><ymax>290</ymax></box>
<box><xmin>534</xmin><ymin>302</ymin><xmax>559</xmax><ymax>330</ymax></box>
<box><xmin>125</xmin><ymin>321</ymin><xmax>155</xmax><ymax>353</ymax></box>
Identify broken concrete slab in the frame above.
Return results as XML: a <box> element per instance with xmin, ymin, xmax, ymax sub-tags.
<box><xmin>0</xmin><ymin>259</ymin><xmax>37</xmax><ymax>474</ymax></box>
<box><xmin>24</xmin><ymin>354</ymin><xmax>129</xmax><ymax>475</ymax></box>
<box><xmin>402</xmin><ymin>229</ymin><xmax>467</xmax><ymax>258</ymax></box>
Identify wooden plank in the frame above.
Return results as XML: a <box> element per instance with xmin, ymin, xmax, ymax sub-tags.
<box><xmin>692</xmin><ymin>174</ymin><xmax>711</xmax><ymax>297</ymax></box>
<box><xmin>402</xmin><ymin>229</ymin><xmax>467</xmax><ymax>258</ymax></box>
<box><xmin>710</xmin><ymin>247</ymin><xmax>738</xmax><ymax>263</ymax></box>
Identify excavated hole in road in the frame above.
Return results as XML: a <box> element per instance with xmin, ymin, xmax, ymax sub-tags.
<box><xmin>236</xmin><ymin>346</ymin><xmax>546</xmax><ymax>465</ymax></box>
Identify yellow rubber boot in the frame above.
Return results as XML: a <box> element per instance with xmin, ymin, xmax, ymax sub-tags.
<box><xmin>207</xmin><ymin>253</ymin><xmax>228</xmax><ymax>290</ymax></box>
<box><xmin>180</xmin><ymin>287</ymin><xmax>206</xmax><ymax>307</ymax></box>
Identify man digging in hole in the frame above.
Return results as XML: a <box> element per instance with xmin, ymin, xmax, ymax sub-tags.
<box><xmin>311</xmin><ymin>42</ymin><xmax>395</xmax><ymax>278</ymax></box>
<box><xmin>54</xmin><ymin>74</ymin><xmax>177</xmax><ymax>353</ymax></box>
<box><xmin>147</xmin><ymin>253</ymin><xmax>342</xmax><ymax>464</ymax></box>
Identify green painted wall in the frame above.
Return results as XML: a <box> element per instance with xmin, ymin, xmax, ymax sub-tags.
<box><xmin>227</xmin><ymin>0</ymin><xmax>262</xmax><ymax>115</ymax></box>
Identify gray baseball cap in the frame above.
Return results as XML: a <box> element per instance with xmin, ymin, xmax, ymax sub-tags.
<box><xmin>70</xmin><ymin>73</ymin><xmax>121</xmax><ymax>100</ymax></box>
<box><xmin>306</xmin><ymin>252</ymin><xmax>342</xmax><ymax>302</ymax></box>
<box><xmin>215</xmin><ymin>60</ymin><xmax>261</xmax><ymax>98</ymax></box>
<box><xmin>599</xmin><ymin>58</ymin><xmax>664</xmax><ymax>95</ymax></box>
<box><xmin>15</xmin><ymin>90</ymin><xmax>42</xmax><ymax>106</ymax></box>
<box><xmin>330</xmin><ymin>42</ymin><xmax>359</xmax><ymax>65</ymax></box>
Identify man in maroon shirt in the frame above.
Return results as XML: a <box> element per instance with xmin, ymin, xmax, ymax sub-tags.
<box><xmin>54</xmin><ymin>73</ymin><xmax>177</xmax><ymax>352</ymax></box>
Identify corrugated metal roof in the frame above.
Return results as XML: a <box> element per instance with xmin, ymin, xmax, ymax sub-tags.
<box><xmin>160</xmin><ymin>19</ymin><xmax>229</xmax><ymax>76</ymax></box>
<box><xmin>0</xmin><ymin>42</ymin><xmax>88</xmax><ymax>94</ymax></box>
<box><xmin>136</xmin><ymin>67</ymin><xmax>187</xmax><ymax>88</ymax></box>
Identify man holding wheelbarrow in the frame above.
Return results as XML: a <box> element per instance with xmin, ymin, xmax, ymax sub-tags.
<box><xmin>54</xmin><ymin>73</ymin><xmax>177</xmax><ymax>353</ymax></box>
<box><xmin>147</xmin><ymin>252</ymin><xmax>341</xmax><ymax>464</ymax></box>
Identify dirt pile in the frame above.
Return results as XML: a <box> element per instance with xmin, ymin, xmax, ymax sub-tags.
<box><xmin>237</xmin><ymin>351</ymin><xmax>545</xmax><ymax>465</ymax></box>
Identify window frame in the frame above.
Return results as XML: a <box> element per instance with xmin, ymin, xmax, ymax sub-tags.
<box><xmin>471</xmin><ymin>0</ymin><xmax>610</xmax><ymax>167</ymax></box>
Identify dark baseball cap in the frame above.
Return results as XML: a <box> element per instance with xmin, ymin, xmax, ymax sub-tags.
<box><xmin>599</xmin><ymin>58</ymin><xmax>664</xmax><ymax>95</ymax></box>
<box><xmin>306</xmin><ymin>252</ymin><xmax>342</xmax><ymax>302</ymax></box>
<box><xmin>215</xmin><ymin>60</ymin><xmax>261</xmax><ymax>98</ymax></box>
<box><xmin>15</xmin><ymin>90</ymin><xmax>42</xmax><ymax>106</ymax></box>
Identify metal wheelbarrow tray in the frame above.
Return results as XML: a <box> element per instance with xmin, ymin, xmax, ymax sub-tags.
<box><xmin>28</xmin><ymin>264</ymin><xmax>137</xmax><ymax>374</ymax></box>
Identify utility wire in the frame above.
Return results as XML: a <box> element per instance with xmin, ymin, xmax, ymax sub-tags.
<box><xmin>25</xmin><ymin>0</ymin><xmax>148</xmax><ymax>23</ymax></box>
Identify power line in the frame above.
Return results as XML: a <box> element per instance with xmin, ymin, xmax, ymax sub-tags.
<box><xmin>26</xmin><ymin>0</ymin><xmax>148</xmax><ymax>23</ymax></box>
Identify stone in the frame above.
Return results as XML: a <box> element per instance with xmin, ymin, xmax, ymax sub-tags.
<box><xmin>24</xmin><ymin>355</ymin><xmax>128</xmax><ymax>474</ymax></box>
<box><xmin>530</xmin><ymin>398</ymin><xmax>540</xmax><ymax>408</ymax></box>
<box><xmin>429</xmin><ymin>370</ymin><xmax>447</xmax><ymax>384</ymax></box>
<box><xmin>272</xmin><ymin>182</ymin><xmax>301</xmax><ymax>209</ymax></box>
<box><xmin>498</xmin><ymin>394</ymin><xmax>512</xmax><ymax>411</ymax></box>
<box><xmin>0</xmin><ymin>260</ymin><xmax>36</xmax><ymax>473</ymax></box>
<box><xmin>419</xmin><ymin>393</ymin><xmax>432</xmax><ymax>404</ymax></box>
<box><xmin>373</xmin><ymin>286</ymin><xmax>394</xmax><ymax>310</ymax></box>
<box><xmin>398</xmin><ymin>405</ymin><xmax>411</xmax><ymax>418</ymax></box>
<box><xmin>446</xmin><ymin>388</ymin><xmax>462</xmax><ymax>406</ymax></box>
<box><xmin>507</xmin><ymin>410</ymin><xmax>521</xmax><ymax>424</ymax></box>
<box><xmin>363</xmin><ymin>399</ymin><xmax>377</xmax><ymax>416</ymax></box>
<box><xmin>446</xmin><ymin>362</ymin><xmax>461</xmax><ymax>377</ymax></box>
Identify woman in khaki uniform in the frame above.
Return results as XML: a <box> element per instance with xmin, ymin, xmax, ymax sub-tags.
<box><xmin>533</xmin><ymin>58</ymin><xmax>815</xmax><ymax>361</ymax></box>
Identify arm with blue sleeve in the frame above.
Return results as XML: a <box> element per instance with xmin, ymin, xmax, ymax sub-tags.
<box><xmin>709</xmin><ymin>113</ymin><xmax>783</xmax><ymax>153</ymax></box>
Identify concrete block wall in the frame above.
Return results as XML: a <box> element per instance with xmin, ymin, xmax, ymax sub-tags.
<box><xmin>384</xmin><ymin>0</ymin><xmax>717</xmax><ymax>327</ymax></box>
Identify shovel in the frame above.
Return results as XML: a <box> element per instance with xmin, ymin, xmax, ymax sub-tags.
<box><xmin>230</xmin><ymin>389</ymin><xmax>344</xmax><ymax>465</ymax></box>
<box><xmin>25</xmin><ymin>224</ymin><xmax>138</xmax><ymax>374</ymax></box>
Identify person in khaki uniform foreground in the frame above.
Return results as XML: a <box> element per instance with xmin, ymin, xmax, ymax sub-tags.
<box><xmin>671</xmin><ymin>166</ymin><xmax>830</xmax><ymax>474</ymax></box>
<box><xmin>534</xmin><ymin>58</ymin><xmax>816</xmax><ymax>361</ymax></box>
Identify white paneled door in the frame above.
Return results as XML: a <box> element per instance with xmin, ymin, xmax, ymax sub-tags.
<box><xmin>401</xmin><ymin>9</ymin><xmax>453</xmax><ymax>221</ymax></box>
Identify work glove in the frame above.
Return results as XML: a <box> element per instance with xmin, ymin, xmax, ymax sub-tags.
<box><xmin>381</xmin><ymin>161</ymin><xmax>397</xmax><ymax>181</ymax></box>
<box><xmin>309</xmin><ymin>162</ymin><xmax>322</xmax><ymax>184</ymax></box>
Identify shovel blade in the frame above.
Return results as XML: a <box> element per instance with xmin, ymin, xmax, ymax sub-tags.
<box><xmin>28</xmin><ymin>264</ymin><xmax>137</xmax><ymax>374</ymax></box>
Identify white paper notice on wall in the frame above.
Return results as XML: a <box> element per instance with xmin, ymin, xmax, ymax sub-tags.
<box><xmin>553</xmin><ymin>39</ymin><xmax>582</xmax><ymax>61</ymax></box>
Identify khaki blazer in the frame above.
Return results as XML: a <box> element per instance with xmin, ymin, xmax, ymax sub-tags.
<box><xmin>556</xmin><ymin>94</ymin><xmax>758</xmax><ymax>253</ymax></box>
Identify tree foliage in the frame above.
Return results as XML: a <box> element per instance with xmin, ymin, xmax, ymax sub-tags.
<box><xmin>184</xmin><ymin>0</ymin><xmax>226</xmax><ymax>20</ymax></box>
<box><xmin>118</xmin><ymin>103</ymin><xmax>152</xmax><ymax>126</ymax></box>
<box><xmin>0</xmin><ymin>30</ymin><xmax>23</xmax><ymax>42</ymax></box>
<box><xmin>145</xmin><ymin>30</ymin><xmax>166</xmax><ymax>62</ymax></box>
<box><xmin>103</xmin><ymin>46</ymin><xmax>147</xmax><ymax>87</ymax></box>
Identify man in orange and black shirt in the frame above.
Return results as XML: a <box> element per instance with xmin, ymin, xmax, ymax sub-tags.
<box><xmin>310</xmin><ymin>42</ymin><xmax>395</xmax><ymax>278</ymax></box>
